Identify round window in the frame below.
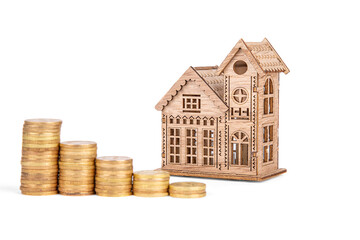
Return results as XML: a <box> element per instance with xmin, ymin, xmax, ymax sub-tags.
<box><xmin>232</xmin><ymin>88</ymin><xmax>248</xmax><ymax>104</ymax></box>
<box><xmin>233</xmin><ymin>60</ymin><xmax>248</xmax><ymax>75</ymax></box>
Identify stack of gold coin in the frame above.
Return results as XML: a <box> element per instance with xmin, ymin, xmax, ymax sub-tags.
<box><xmin>95</xmin><ymin>156</ymin><xmax>133</xmax><ymax>197</ymax></box>
<box><xmin>133</xmin><ymin>170</ymin><xmax>170</xmax><ymax>197</ymax></box>
<box><xmin>58</xmin><ymin>141</ymin><xmax>97</xmax><ymax>196</ymax></box>
<box><xmin>169</xmin><ymin>182</ymin><xmax>206</xmax><ymax>198</ymax></box>
<box><xmin>20</xmin><ymin>118</ymin><xmax>62</xmax><ymax>196</ymax></box>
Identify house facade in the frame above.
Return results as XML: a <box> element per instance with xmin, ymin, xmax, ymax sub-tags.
<box><xmin>155</xmin><ymin>38</ymin><xmax>289</xmax><ymax>181</ymax></box>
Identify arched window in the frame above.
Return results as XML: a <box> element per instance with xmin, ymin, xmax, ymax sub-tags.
<box><xmin>230</xmin><ymin>131</ymin><xmax>249</xmax><ymax>166</ymax></box>
<box><xmin>264</xmin><ymin>78</ymin><xmax>274</xmax><ymax>115</ymax></box>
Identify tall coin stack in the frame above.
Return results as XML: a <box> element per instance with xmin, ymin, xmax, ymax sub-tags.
<box><xmin>169</xmin><ymin>182</ymin><xmax>206</xmax><ymax>198</ymax></box>
<box><xmin>133</xmin><ymin>170</ymin><xmax>170</xmax><ymax>197</ymax></box>
<box><xmin>58</xmin><ymin>141</ymin><xmax>97</xmax><ymax>196</ymax></box>
<box><xmin>20</xmin><ymin>118</ymin><xmax>62</xmax><ymax>196</ymax></box>
<box><xmin>95</xmin><ymin>156</ymin><xmax>133</xmax><ymax>197</ymax></box>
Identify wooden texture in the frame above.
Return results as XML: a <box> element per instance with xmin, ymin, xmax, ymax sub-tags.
<box><xmin>155</xmin><ymin>38</ymin><xmax>289</xmax><ymax>181</ymax></box>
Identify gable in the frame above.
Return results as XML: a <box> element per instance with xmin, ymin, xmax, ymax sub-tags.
<box><xmin>155</xmin><ymin>67</ymin><xmax>228</xmax><ymax>112</ymax></box>
<box><xmin>163</xmin><ymin>80</ymin><xmax>224</xmax><ymax>116</ymax></box>
<box><xmin>216</xmin><ymin>38</ymin><xmax>289</xmax><ymax>76</ymax></box>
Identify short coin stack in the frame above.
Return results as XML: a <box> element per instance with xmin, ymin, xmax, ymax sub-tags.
<box><xmin>133</xmin><ymin>170</ymin><xmax>170</xmax><ymax>197</ymax></box>
<box><xmin>169</xmin><ymin>182</ymin><xmax>206</xmax><ymax>198</ymax></box>
<box><xmin>20</xmin><ymin>118</ymin><xmax>62</xmax><ymax>196</ymax></box>
<box><xmin>58</xmin><ymin>141</ymin><xmax>97</xmax><ymax>196</ymax></box>
<box><xmin>95</xmin><ymin>156</ymin><xmax>133</xmax><ymax>197</ymax></box>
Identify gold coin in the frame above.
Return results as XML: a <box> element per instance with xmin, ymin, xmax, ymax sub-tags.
<box><xmin>95</xmin><ymin>181</ymin><xmax>132</xmax><ymax>187</ymax></box>
<box><xmin>96</xmin><ymin>156</ymin><xmax>132</xmax><ymax>164</ymax></box>
<box><xmin>60</xmin><ymin>152</ymin><xmax>97</xmax><ymax>157</ymax></box>
<box><xmin>23</xmin><ymin>140</ymin><xmax>60</xmax><ymax>146</ymax></box>
<box><xmin>21</xmin><ymin>158</ymin><xmax>58</xmax><ymax>164</ymax></box>
<box><xmin>95</xmin><ymin>177</ymin><xmax>132</xmax><ymax>183</ymax></box>
<box><xmin>21</xmin><ymin>176</ymin><xmax>58</xmax><ymax>182</ymax></box>
<box><xmin>22</xmin><ymin>147</ymin><xmax>59</xmax><ymax>152</ymax></box>
<box><xmin>24</xmin><ymin>118</ymin><xmax>62</xmax><ymax>124</ymax></box>
<box><xmin>169</xmin><ymin>182</ymin><xmax>206</xmax><ymax>191</ymax></box>
<box><xmin>58</xmin><ymin>169</ymin><xmax>95</xmax><ymax>174</ymax></box>
<box><xmin>95</xmin><ymin>185</ymin><xmax>132</xmax><ymax>190</ymax></box>
<box><xmin>170</xmin><ymin>192</ymin><xmax>206</xmax><ymax>198</ymax></box>
<box><xmin>21</xmin><ymin>190</ymin><xmax>58</xmax><ymax>196</ymax></box>
<box><xmin>133</xmin><ymin>170</ymin><xmax>170</xmax><ymax>179</ymax></box>
<box><xmin>21</xmin><ymin>165</ymin><xmax>58</xmax><ymax>171</ymax></box>
<box><xmin>59</xmin><ymin>192</ymin><xmax>94</xmax><ymax>196</ymax></box>
<box><xmin>59</xmin><ymin>165</ymin><xmax>95</xmax><ymax>170</ymax></box>
<box><xmin>20</xmin><ymin>185</ymin><xmax>57</xmax><ymax>191</ymax></box>
<box><xmin>21</xmin><ymin>183</ymin><xmax>58</xmax><ymax>188</ymax></box>
<box><xmin>133</xmin><ymin>192</ymin><xmax>168</xmax><ymax>197</ymax></box>
<box><xmin>133</xmin><ymin>185</ymin><xmax>168</xmax><ymax>191</ymax></box>
<box><xmin>59</xmin><ymin>172</ymin><xmax>95</xmax><ymax>177</ymax></box>
<box><xmin>58</xmin><ymin>186</ymin><xmax>94</xmax><ymax>192</ymax></box>
<box><xmin>96</xmin><ymin>169</ymin><xmax>133</xmax><ymax>175</ymax></box>
<box><xmin>22</xmin><ymin>143</ymin><xmax>59</xmax><ymax>148</ymax></box>
<box><xmin>59</xmin><ymin>158</ymin><xmax>95</xmax><ymax>163</ymax></box>
<box><xmin>96</xmin><ymin>172</ymin><xmax>132</xmax><ymax>178</ymax></box>
<box><xmin>23</xmin><ymin>136</ymin><xmax>60</xmax><ymax>141</ymax></box>
<box><xmin>21</xmin><ymin>179</ymin><xmax>58</xmax><ymax>184</ymax></box>
<box><xmin>59</xmin><ymin>173</ymin><xmax>95</xmax><ymax>181</ymax></box>
<box><xmin>59</xmin><ymin>179</ymin><xmax>94</xmax><ymax>185</ymax></box>
<box><xmin>95</xmin><ymin>166</ymin><xmax>133</xmax><ymax>172</ymax></box>
<box><xmin>133</xmin><ymin>188</ymin><xmax>168</xmax><ymax>193</ymax></box>
<box><xmin>60</xmin><ymin>141</ymin><xmax>97</xmax><ymax>148</ymax></box>
<box><xmin>133</xmin><ymin>180</ymin><xmax>169</xmax><ymax>186</ymax></box>
<box><xmin>22</xmin><ymin>149</ymin><xmax>59</xmax><ymax>154</ymax></box>
<box><xmin>21</xmin><ymin>161</ymin><xmax>58</xmax><ymax>167</ymax></box>
<box><xmin>23</xmin><ymin>127</ymin><xmax>61</xmax><ymax>133</ymax></box>
<box><xmin>59</xmin><ymin>161</ymin><xmax>94</xmax><ymax>166</ymax></box>
<box><xmin>21</xmin><ymin>168</ymin><xmax>58</xmax><ymax>174</ymax></box>
<box><xmin>96</xmin><ymin>192</ymin><xmax>132</xmax><ymax>197</ymax></box>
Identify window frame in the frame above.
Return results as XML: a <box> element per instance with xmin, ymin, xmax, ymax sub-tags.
<box><xmin>263</xmin><ymin>124</ymin><xmax>274</xmax><ymax>164</ymax></box>
<box><xmin>264</xmin><ymin>78</ymin><xmax>274</xmax><ymax>115</ymax></box>
<box><xmin>182</xmin><ymin>94</ymin><xmax>201</xmax><ymax>113</ymax></box>
<box><xmin>168</xmin><ymin>128</ymin><xmax>181</xmax><ymax>164</ymax></box>
<box><xmin>203</xmin><ymin>129</ymin><xmax>215</xmax><ymax>166</ymax></box>
<box><xmin>185</xmin><ymin>128</ymin><xmax>198</xmax><ymax>165</ymax></box>
<box><xmin>230</xmin><ymin>131</ymin><xmax>250</xmax><ymax>167</ymax></box>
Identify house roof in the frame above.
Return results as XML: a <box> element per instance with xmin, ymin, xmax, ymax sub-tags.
<box><xmin>216</xmin><ymin>38</ymin><xmax>289</xmax><ymax>75</ymax></box>
<box><xmin>193</xmin><ymin>66</ymin><xmax>224</xmax><ymax>100</ymax></box>
<box><xmin>155</xmin><ymin>67</ymin><xmax>228</xmax><ymax>112</ymax></box>
<box><xmin>155</xmin><ymin>38</ymin><xmax>289</xmax><ymax>111</ymax></box>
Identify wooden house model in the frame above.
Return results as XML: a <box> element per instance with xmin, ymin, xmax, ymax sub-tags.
<box><xmin>155</xmin><ymin>38</ymin><xmax>289</xmax><ymax>181</ymax></box>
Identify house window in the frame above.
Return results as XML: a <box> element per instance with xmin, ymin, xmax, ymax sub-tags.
<box><xmin>203</xmin><ymin>129</ymin><xmax>215</xmax><ymax>166</ymax></box>
<box><xmin>232</xmin><ymin>88</ymin><xmax>248</xmax><ymax>104</ymax></box>
<box><xmin>169</xmin><ymin>116</ymin><xmax>174</xmax><ymax>124</ymax></box>
<box><xmin>176</xmin><ymin>118</ymin><xmax>180</xmax><ymax>124</ymax></box>
<box><xmin>263</xmin><ymin>125</ymin><xmax>274</xmax><ymax>163</ymax></box>
<box><xmin>183</xmin><ymin>94</ymin><xmax>201</xmax><ymax>113</ymax></box>
<box><xmin>210</xmin><ymin>119</ymin><xmax>215</xmax><ymax>126</ymax></box>
<box><xmin>186</xmin><ymin>129</ymin><xmax>197</xmax><ymax>164</ymax></box>
<box><xmin>264</xmin><ymin>78</ymin><xmax>274</xmax><ymax>115</ymax></box>
<box><xmin>169</xmin><ymin>128</ymin><xmax>180</xmax><ymax>164</ymax></box>
<box><xmin>230</xmin><ymin>131</ymin><xmax>249</xmax><ymax>166</ymax></box>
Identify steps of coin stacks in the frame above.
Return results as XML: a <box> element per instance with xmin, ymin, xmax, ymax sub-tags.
<box><xmin>169</xmin><ymin>182</ymin><xmax>206</xmax><ymax>198</ymax></box>
<box><xmin>133</xmin><ymin>170</ymin><xmax>170</xmax><ymax>197</ymax></box>
<box><xmin>58</xmin><ymin>141</ymin><xmax>97</xmax><ymax>196</ymax></box>
<box><xmin>95</xmin><ymin>156</ymin><xmax>133</xmax><ymax>197</ymax></box>
<box><xmin>20</xmin><ymin>119</ymin><xmax>62</xmax><ymax>196</ymax></box>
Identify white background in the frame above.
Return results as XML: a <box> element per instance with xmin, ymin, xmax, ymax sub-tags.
<box><xmin>0</xmin><ymin>0</ymin><xmax>359</xmax><ymax>239</ymax></box>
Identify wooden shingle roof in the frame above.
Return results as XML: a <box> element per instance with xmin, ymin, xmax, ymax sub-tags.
<box><xmin>216</xmin><ymin>38</ymin><xmax>289</xmax><ymax>75</ymax></box>
<box><xmin>155</xmin><ymin>67</ymin><xmax>228</xmax><ymax>112</ymax></box>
